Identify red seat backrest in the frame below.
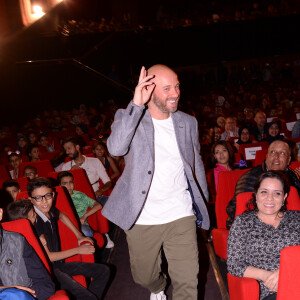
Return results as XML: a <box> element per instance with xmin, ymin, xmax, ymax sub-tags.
<box><xmin>19</xmin><ymin>160</ymin><xmax>54</xmax><ymax>178</ymax></box>
<box><xmin>235</xmin><ymin>186</ymin><xmax>300</xmax><ymax>217</ymax></box>
<box><xmin>253</xmin><ymin>149</ymin><xmax>268</xmax><ymax>167</ymax></box>
<box><xmin>215</xmin><ymin>169</ymin><xmax>250</xmax><ymax>229</ymax></box>
<box><xmin>48</xmin><ymin>168</ymin><xmax>96</xmax><ymax>200</ymax></box>
<box><xmin>277</xmin><ymin>245</ymin><xmax>300</xmax><ymax>300</ymax></box>
<box><xmin>239</xmin><ymin>142</ymin><xmax>269</xmax><ymax>161</ymax></box>
<box><xmin>289</xmin><ymin>161</ymin><xmax>300</xmax><ymax>171</ymax></box>
<box><xmin>40</xmin><ymin>151</ymin><xmax>60</xmax><ymax>161</ymax></box>
<box><xmin>0</xmin><ymin>164</ymin><xmax>10</xmax><ymax>180</ymax></box>
<box><xmin>2</xmin><ymin>219</ymin><xmax>51</xmax><ymax>273</ymax></box>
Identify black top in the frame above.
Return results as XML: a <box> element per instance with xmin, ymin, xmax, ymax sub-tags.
<box><xmin>34</xmin><ymin>207</ymin><xmax>61</xmax><ymax>260</ymax></box>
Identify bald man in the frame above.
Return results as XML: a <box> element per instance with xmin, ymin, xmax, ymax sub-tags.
<box><xmin>102</xmin><ymin>65</ymin><xmax>209</xmax><ymax>300</ymax></box>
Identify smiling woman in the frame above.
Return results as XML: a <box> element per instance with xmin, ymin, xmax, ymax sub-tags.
<box><xmin>227</xmin><ymin>171</ymin><xmax>300</xmax><ymax>300</ymax></box>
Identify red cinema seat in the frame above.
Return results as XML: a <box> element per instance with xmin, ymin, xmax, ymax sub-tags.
<box><xmin>239</xmin><ymin>142</ymin><xmax>269</xmax><ymax>162</ymax></box>
<box><xmin>253</xmin><ymin>149</ymin><xmax>268</xmax><ymax>167</ymax></box>
<box><xmin>0</xmin><ymin>177</ymin><xmax>28</xmax><ymax>192</ymax></box>
<box><xmin>211</xmin><ymin>169</ymin><xmax>249</xmax><ymax>260</ymax></box>
<box><xmin>17</xmin><ymin>187</ymin><xmax>94</xmax><ymax>287</ymax></box>
<box><xmin>48</xmin><ymin>169</ymin><xmax>107</xmax><ymax>243</ymax></box>
<box><xmin>19</xmin><ymin>160</ymin><xmax>54</xmax><ymax>178</ymax></box>
<box><xmin>2</xmin><ymin>219</ymin><xmax>69</xmax><ymax>299</ymax></box>
<box><xmin>0</xmin><ymin>164</ymin><xmax>10</xmax><ymax>180</ymax></box>
<box><xmin>290</xmin><ymin>161</ymin><xmax>300</xmax><ymax>171</ymax></box>
<box><xmin>235</xmin><ymin>186</ymin><xmax>300</xmax><ymax>217</ymax></box>
<box><xmin>40</xmin><ymin>151</ymin><xmax>60</xmax><ymax>161</ymax></box>
<box><xmin>228</xmin><ymin>245</ymin><xmax>300</xmax><ymax>300</ymax></box>
<box><xmin>234</xmin><ymin>153</ymin><xmax>242</xmax><ymax>164</ymax></box>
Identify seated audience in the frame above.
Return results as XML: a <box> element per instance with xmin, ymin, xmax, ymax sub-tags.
<box><xmin>216</xmin><ymin>116</ymin><xmax>226</xmax><ymax>132</ymax></box>
<box><xmin>23</xmin><ymin>166</ymin><xmax>38</xmax><ymax>181</ymax></box>
<box><xmin>28</xmin><ymin>177</ymin><xmax>111</xmax><ymax>300</ymax></box>
<box><xmin>2</xmin><ymin>179</ymin><xmax>20</xmax><ymax>201</ymax></box>
<box><xmin>57</xmin><ymin>171</ymin><xmax>102</xmax><ymax>238</ymax></box>
<box><xmin>211</xmin><ymin>141</ymin><xmax>236</xmax><ymax>190</ymax></box>
<box><xmin>264</xmin><ymin>119</ymin><xmax>284</xmax><ymax>144</ymax></box>
<box><xmin>27</xmin><ymin>145</ymin><xmax>40</xmax><ymax>162</ymax></box>
<box><xmin>0</xmin><ymin>199</ymin><xmax>55</xmax><ymax>300</ymax></box>
<box><xmin>234</xmin><ymin>126</ymin><xmax>252</xmax><ymax>151</ymax></box>
<box><xmin>39</xmin><ymin>134</ymin><xmax>55</xmax><ymax>152</ymax></box>
<box><xmin>226</xmin><ymin>140</ymin><xmax>300</xmax><ymax>228</ymax></box>
<box><xmin>8</xmin><ymin>151</ymin><xmax>22</xmax><ymax>179</ymax></box>
<box><xmin>220</xmin><ymin>117</ymin><xmax>239</xmax><ymax>141</ymax></box>
<box><xmin>62</xmin><ymin>137</ymin><xmax>112</xmax><ymax>199</ymax></box>
<box><xmin>7</xmin><ymin>199</ymin><xmax>37</xmax><ymax>225</ymax></box>
<box><xmin>252</xmin><ymin>111</ymin><xmax>267</xmax><ymax>142</ymax></box>
<box><xmin>17</xmin><ymin>136</ymin><xmax>29</xmax><ymax>156</ymax></box>
<box><xmin>93</xmin><ymin>141</ymin><xmax>120</xmax><ymax>181</ymax></box>
<box><xmin>28</xmin><ymin>132</ymin><xmax>38</xmax><ymax>147</ymax></box>
<box><xmin>227</xmin><ymin>171</ymin><xmax>300</xmax><ymax>300</ymax></box>
<box><xmin>291</xmin><ymin>120</ymin><xmax>300</xmax><ymax>138</ymax></box>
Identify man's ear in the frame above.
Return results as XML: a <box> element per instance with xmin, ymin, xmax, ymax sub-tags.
<box><xmin>76</xmin><ymin>145</ymin><xmax>80</xmax><ymax>152</ymax></box>
<box><xmin>0</xmin><ymin>208</ymin><xmax>3</xmax><ymax>221</ymax></box>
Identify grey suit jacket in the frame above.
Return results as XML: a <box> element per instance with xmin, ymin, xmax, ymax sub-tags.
<box><xmin>102</xmin><ymin>101</ymin><xmax>210</xmax><ymax>230</ymax></box>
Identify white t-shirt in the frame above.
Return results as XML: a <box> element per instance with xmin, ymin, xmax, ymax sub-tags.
<box><xmin>62</xmin><ymin>156</ymin><xmax>110</xmax><ymax>192</ymax></box>
<box><xmin>136</xmin><ymin>116</ymin><xmax>194</xmax><ymax>225</ymax></box>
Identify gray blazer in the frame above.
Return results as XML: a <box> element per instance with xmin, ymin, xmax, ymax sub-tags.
<box><xmin>102</xmin><ymin>101</ymin><xmax>210</xmax><ymax>230</ymax></box>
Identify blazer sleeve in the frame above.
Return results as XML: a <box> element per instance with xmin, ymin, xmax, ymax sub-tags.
<box><xmin>107</xmin><ymin>101</ymin><xmax>146</xmax><ymax>157</ymax></box>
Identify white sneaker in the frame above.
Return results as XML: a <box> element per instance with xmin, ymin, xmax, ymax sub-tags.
<box><xmin>150</xmin><ymin>291</ymin><xmax>167</xmax><ymax>300</ymax></box>
<box><xmin>104</xmin><ymin>233</ymin><xmax>114</xmax><ymax>248</ymax></box>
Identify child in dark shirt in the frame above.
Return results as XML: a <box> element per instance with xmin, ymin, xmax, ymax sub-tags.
<box><xmin>27</xmin><ymin>177</ymin><xmax>110</xmax><ymax>300</ymax></box>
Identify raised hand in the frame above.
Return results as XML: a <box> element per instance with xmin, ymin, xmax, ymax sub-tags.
<box><xmin>132</xmin><ymin>66</ymin><xmax>156</xmax><ymax>106</ymax></box>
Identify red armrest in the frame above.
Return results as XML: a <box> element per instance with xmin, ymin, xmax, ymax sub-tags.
<box><xmin>48</xmin><ymin>290</ymin><xmax>69</xmax><ymax>299</ymax></box>
<box><xmin>212</xmin><ymin>228</ymin><xmax>229</xmax><ymax>260</ymax></box>
<box><xmin>227</xmin><ymin>273</ymin><xmax>259</xmax><ymax>300</ymax></box>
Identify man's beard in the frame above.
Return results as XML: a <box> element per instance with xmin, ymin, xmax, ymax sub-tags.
<box><xmin>152</xmin><ymin>94</ymin><xmax>179</xmax><ymax>113</ymax></box>
<box><xmin>69</xmin><ymin>150</ymin><xmax>80</xmax><ymax>160</ymax></box>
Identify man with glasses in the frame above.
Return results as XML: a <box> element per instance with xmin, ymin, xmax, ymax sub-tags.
<box><xmin>28</xmin><ymin>177</ymin><xmax>110</xmax><ymax>300</ymax></box>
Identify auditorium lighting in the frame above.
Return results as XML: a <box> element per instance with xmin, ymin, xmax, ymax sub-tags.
<box><xmin>32</xmin><ymin>5</ymin><xmax>45</xmax><ymax>18</ymax></box>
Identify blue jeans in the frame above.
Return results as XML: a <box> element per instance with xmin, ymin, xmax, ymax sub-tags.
<box><xmin>81</xmin><ymin>224</ymin><xmax>94</xmax><ymax>237</ymax></box>
<box><xmin>53</xmin><ymin>262</ymin><xmax>110</xmax><ymax>300</ymax></box>
<box><xmin>96</xmin><ymin>196</ymin><xmax>109</xmax><ymax>206</ymax></box>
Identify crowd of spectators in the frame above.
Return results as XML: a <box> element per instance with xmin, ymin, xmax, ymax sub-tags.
<box><xmin>57</xmin><ymin>0</ymin><xmax>300</xmax><ymax>36</ymax></box>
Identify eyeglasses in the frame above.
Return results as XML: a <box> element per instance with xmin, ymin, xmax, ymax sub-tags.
<box><xmin>31</xmin><ymin>193</ymin><xmax>54</xmax><ymax>202</ymax></box>
<box><xmin>24</xmin><ymin>172</ymin><xmax>35</xmax><ymax>177</ymax></box>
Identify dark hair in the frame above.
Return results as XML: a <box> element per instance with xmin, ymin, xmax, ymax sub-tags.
<box><xmin>63</xmin><ymin>137</ymin><xmax>80</xmax><ymax>148</ymax></box>
<box><xmin>7</xmin><ymin>199</ymin><xmax>33</xmax><ymax>221</ymax></box>
<box><xmin>8</xmin><ymin>152</ymin><xmax>20</xmax><ymax>161</ymax></box>
<box><xmin>27</xmin><ymin>177</ymin><xmax>53</xmax><ymax>197</ymax></box>
<box><xmin>267</xmin><ymin>119</ymin><xmax>282</xmax><ymax>132</ymax></box>
<box><xmin>247</xmin><ymin>170</ymin><xmax>290</xmax><ymax>213</ymax></box>
<box><xmin>93</xmin><ymin>141</ymin><xmax>107</xmax><ymax>151</ymax></box>
<box><xmin>211</xmin><ymin>141</ymin><xmax>235</xmax><ymax>168</ymax></box>
<box><xmin>27</xmin><ymin>144</ymin><xmax>39</xmax><ymax>160</ymax></box>
<box><xmin>2</xmin><ymin>179</ymin><xmax>20</xmax><ymax>190</ymax></box>
<box><xmin>23</xmin><ymin>165</ymin><xmax>38</xmax><ymax>176</ymax></box>
<box><xmin>57</xmin><ymin>171</ymin><xmax>74</xmax><ymax>185</ymax></box>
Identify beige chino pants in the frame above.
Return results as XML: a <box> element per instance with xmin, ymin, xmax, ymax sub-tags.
<box><xmin>125</xmin><ymin>215</ymin><xmax>199</xmax><ymax>300</ymax></box>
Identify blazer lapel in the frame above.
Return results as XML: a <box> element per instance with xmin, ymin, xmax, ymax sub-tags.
<box><xmin>141</xmin><ymin>110</ymin><xmax>155</xmax><ymax>159</ymax></box>
<box><xmin>171</xmin><ymin>112</ymin><xmax>186</xmax><ymax>158</ymax></box>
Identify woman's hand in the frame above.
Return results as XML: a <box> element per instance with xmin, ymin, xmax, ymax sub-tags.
<box><xmin>264</xmin><ymin>269</ymin><xmax>280</xmax><ymax>292</ymax></box>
